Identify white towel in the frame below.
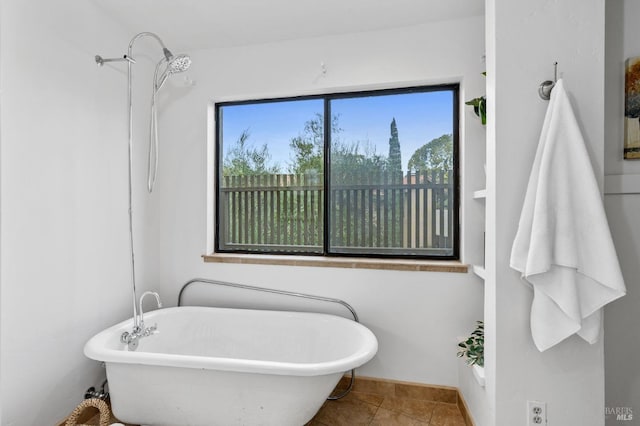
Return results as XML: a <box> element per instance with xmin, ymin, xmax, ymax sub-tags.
<box><xmin>510</xmin><ymin>79</ymin><xmax>626</xmax><ymax>352</ymax></box>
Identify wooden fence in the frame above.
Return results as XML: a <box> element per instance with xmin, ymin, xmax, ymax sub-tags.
<box><xmin>219</xmin><ymin>171</ymin><xmax>454</xmax><ymax>255</ymax></box>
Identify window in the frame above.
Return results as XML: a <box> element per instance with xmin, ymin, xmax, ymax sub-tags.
<box><xmin>215</xmin><ymin>85</ymin><xmax>459</xmax><ymax>259</ymax></box>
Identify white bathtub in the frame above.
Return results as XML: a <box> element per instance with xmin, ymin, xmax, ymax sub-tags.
<box><xmin>84</xmin><ymin>306</ymin><xmax>378</xmax><ymax>426</ymax></box>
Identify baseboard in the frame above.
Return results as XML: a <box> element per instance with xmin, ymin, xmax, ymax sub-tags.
<box><xmin>457</xmin><ymin>389</ymin><xmax>476</xmax><ymax>426</ymax></box>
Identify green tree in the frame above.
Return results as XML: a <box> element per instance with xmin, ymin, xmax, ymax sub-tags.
<box><xmin>331</xmin><ymin>141</ymin><xmax>387</xmax><ymax>179</ymax></box>
<box><xmin>407</xmin><ymin>133</ymin><xmax>453</xmax><ymax>174</ymax></box>
<box><xmin>288</xmin><ymin>113</ymin><xmax>344</xmax><ymax>174</ymax></box>
<box><xmin>387</xmin><ymin>118</ymin><xmax>402</xmax><ymax>173</ymax></box>
<box><xmin>288</xmin><ymin>113</ymin><xmax>324</xmax><ymax>174</ymax></box>
<box><xmin>223</xmin><ymin>129</ymin><xmax>280</xmax><ymax>176</ymax></box>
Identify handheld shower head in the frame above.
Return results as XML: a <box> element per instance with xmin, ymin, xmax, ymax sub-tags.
<box><xmin>161</xmin><ymin>46</ymin><xmax>191</xmax><ymax>73</ymax></box>
<box><xmin>148</xmin><ymin>50</ymin><xmax>192</xmax><ymax>194</ymax></box>
<box><xmin>168</xmin><ymin>54</ymin><xmax>192</xmax><ymax>74</ymax></box>
<box><xmin>154</xmin><ymin>53</ymin><xmax>192</xmax><ymax>92</ymax></box>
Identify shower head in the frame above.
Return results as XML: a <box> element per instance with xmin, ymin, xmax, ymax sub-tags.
<box><xmin>168</xmin><ymin>53</ymin><xmax>192</xmax><ymax>74</ymax></box>
<box><xmin>161</xmin><ymin>47</ymin><xmax>192</xmax><ymax>73</ymax></box>
<box><xmin>154</xmin><ymin>53</ymin><xmax>192</xmax><ymax>92</ymax></box>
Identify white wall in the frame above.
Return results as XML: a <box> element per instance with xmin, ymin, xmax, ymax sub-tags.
<box><xmin>143</xmin><ymin>16</ymin><xmax>486</xmax><ymax>386</ymax></box>
<box><xmin>603</xmin><ymin>194</ymin><xmax>640</xmax><ymax>424</ymax></box>
<box><xmin>485</xmin><ymin>0</ymin><xmax>607</xmax><ymax>425</ymax></box>
<box><xmin>604</xmin><ymin>0</ymin><xmax>640</xmax><ymax>422</ymax></box>
<box><xmin>0</xmin><ymin>1</ymin><xmax>135</xmax><ymax>424</ymax></box>
<box><xmin>457</xmin><ymin>358</ymin><xmax>490</xmax><ymax>426</ymax></box>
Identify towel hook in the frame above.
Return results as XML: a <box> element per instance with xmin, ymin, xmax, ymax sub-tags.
<box><xmin>538</xmin><ymin>62</ymin><xmax>558</xmax><ymax>100</ymax></box>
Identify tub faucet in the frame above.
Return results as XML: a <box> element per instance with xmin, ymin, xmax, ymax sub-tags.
<box><xmin>138</xmin><ymin>291</ymin><xmax>162</xmax><ymax>332</ymax></box>
<box><xmin>121</xmin><ymin>291</ymin><xmax>162</xmax><ymax>350</ymax></box>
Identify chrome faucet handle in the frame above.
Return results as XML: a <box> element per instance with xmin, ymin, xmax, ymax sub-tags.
<box><xmin>141</xmin><ymin>323</ymin><xmax>159</xmax><ymax>337</ymax></box>
<box><xmin>127</xmin><ymin>333</ymin><xmax>139</xmax><ymax>350</ymax></box>
<box><xmin>120</xmin><ymin>331</ymin><xmax>140</xmax><ymax>350</ymax></box>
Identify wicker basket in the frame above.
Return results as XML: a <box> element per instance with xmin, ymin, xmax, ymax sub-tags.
<box><xmin>65</xmin><ymin>398</ymin><xmax>111</xmax><ymax>426</ymax></box>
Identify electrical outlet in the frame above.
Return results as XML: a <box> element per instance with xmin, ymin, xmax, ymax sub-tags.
<box><xmin>527</xmin><ymin>400</ymin><xmax>547</xmax><ymax>425</ymax></box>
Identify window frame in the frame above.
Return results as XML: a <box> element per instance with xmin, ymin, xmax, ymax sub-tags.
<box><xmin>214</xmin><ymin>84</ymin><xmax>460</xmax><ymax>261</ymax></box>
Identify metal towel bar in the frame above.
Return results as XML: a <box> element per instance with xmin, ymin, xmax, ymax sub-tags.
<box><xmin>177</xmin><ymin>277</ymin><xmax>359</xmax><ymax>400</ymax></box>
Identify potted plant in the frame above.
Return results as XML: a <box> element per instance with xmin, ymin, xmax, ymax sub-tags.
<box><xmin>457</xmin><ymin>320</ymin><xmax>485</xmax><ymax>386</ymax></box>
<box><xmin>465</xmin><ymin>72</ymin><xmax>487</xmax><ymax>125</ymax></box>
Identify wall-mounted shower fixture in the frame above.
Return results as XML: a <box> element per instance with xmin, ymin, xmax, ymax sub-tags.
<box><xmin>94</xmin><ymin>54</ymin><xmax>136</xmax><ymax>66</ymax></box>
<box><xmin>95</xmin><ymin>32</ymin><xmax>191</xmax><ymax>340</ymax></box>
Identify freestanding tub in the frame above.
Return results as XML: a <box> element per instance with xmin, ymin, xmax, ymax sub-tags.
<box><xmin>84</xmin><ymin>306</ymin><xmax>378</xmax><ymax>426</ymax></box>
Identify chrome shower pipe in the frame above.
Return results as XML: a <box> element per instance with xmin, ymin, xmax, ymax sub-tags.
<box><xmin>125</xmin><ymin>32</ymin><xmax>171</xmax><ymax>330</ymax></box>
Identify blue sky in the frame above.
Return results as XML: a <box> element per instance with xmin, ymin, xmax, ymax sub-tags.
<box><xmin>219</xmin><ymin>90</ymin><xmax>454</xmax><ymax>172</ymax></box>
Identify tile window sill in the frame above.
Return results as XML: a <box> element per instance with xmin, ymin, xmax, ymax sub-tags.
<box><xmin>203</xmin><ymin>253</ymin><xmax>468</xmax><ymax>273</ymax></box>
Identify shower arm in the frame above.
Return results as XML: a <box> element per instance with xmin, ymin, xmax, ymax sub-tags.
<box><xmin>95</xmin><ymin>55</ymin><xmax>136</xmax><ymax>66</ymax></box>
<box><xmin>95</xmin><ymin>32</ymin><xmax>170</xmax><ymax>67</ymax></box>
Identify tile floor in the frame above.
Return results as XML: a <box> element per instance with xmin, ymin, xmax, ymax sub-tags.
<box><xmin>306</xmin><ymin>385</ymin><xmax>467</xmax><ymax>426</ymax></box>
<box><xmin>68</xmin><ymin>379</ymin><xmax>468</xmax><ymax>426</ymax></box>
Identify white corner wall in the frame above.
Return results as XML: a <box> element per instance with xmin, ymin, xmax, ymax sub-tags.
<box><xmin>603</xmin><ymin>0</ymin><xmax>640</xmax><ymax>422</ymax></box>
<box><xmin>0</xmin><ymin>1</ymin><xmax>134</xmax><ymax>424</ymax></box>
<box><xmin>143</xmin><ymin>16</ymin><xmax>486</xmax><ymax>387</ymax></box>
<box><xmin>485</xmin><ymin>0</ymin><xmax>607</xmax><ymax>425</ymax></box>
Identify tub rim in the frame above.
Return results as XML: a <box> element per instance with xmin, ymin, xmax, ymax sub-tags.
<box><xmin>84</xmin><ymin>306</ymin><xmax>378</xmax><ymax>377</ymax></box>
